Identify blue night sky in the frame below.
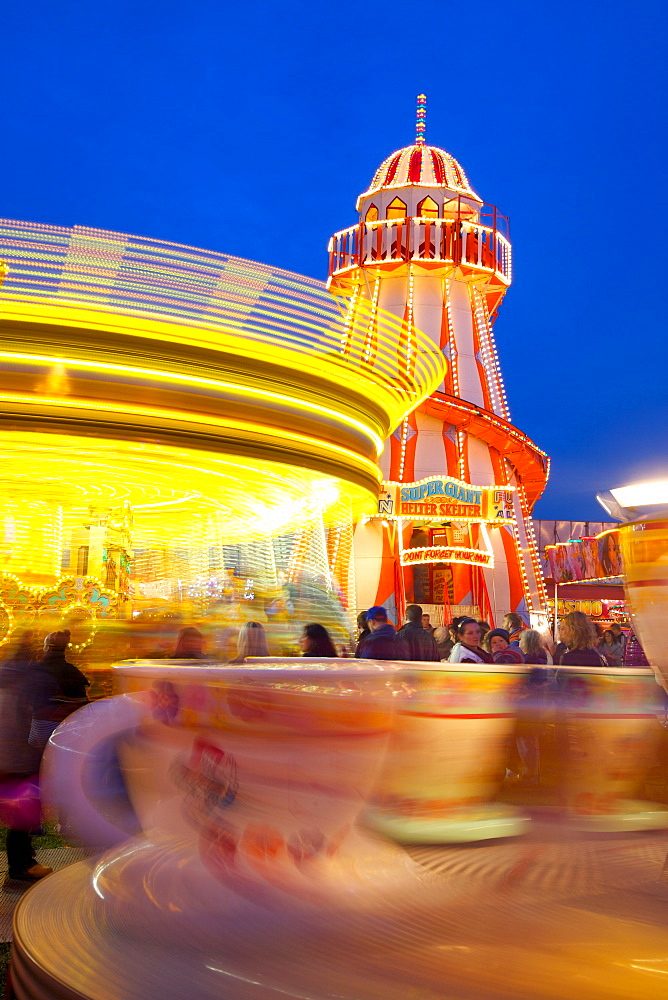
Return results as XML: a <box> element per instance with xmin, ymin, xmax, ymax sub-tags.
<box><xmin>2</xmin><ymin>0</ymin><xmax>666</xmax><ymax>520</ymax></box>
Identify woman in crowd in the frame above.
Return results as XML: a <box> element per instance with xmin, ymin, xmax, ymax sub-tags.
<box><xmin>229</xmin><ymin>621</ymin><xmax>269</xmax><ymax>663</ymax></box>
<box><xmin>0</xmin><ymin>630</ymin><xmax>89</xmax><ymax>880</ymax></box>
<box><xmin>355</xmin><ymin>610</ymin><xmax>370</xmax><ymax>650</ymax></box>
<box><xmin>519</xmin><ymin>629</ymin><xmax>553</xmax><ymax>665</ymax></box>
<box><xmin>173</xmin><ymin>627</ymin><xmax>205</xmax><ymax>659</ymax></box>
<box><xmin>477</xmin><ymin>621</ymin><xmax>491</xmax><ymax>645</ymax></box>
<box><xmin>555</xmin><ymin>611</ymin><xmax>605</xmax><ymax>666</ymax></box>
<box><xmin>299</xmin><ymin>623</ymin><xmax>338</xmax><ymax>657</ymax></box>
<box><xmin>447</xmin><ymin>618</ymin><xmax>492</xmax><ymax>663</ymax></box>
<box><xmin>0</xmin><ymin>631</ymin><xmax>51</xmax><ymax>881</ymax></box>
<box><xmin>597</xmin><ymin>628</ymin><xmax>624</xmax><ymax>667</ymax></box>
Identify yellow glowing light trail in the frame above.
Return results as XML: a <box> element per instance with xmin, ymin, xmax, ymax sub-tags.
<box><xmin>1</xmin><ymin>295</ymin><xmax>439</xmax><ymax>408</ymax></box>
<box><xmin>0</xmin><ymin>393</ymin><xmax>382</xmax><ymax>481</ymax></box>
<box><xmin>0</xmin><ymin>352</ymin><xmax>386</xmax><ymax>454</ymax></box>
<box><xmin>0</xmin><ymin>432</ymin><xmax>372</xmax><ymax>542</ymax></box>
<box><xmin>0</xmin><ymin>220</ymin><xmax>447</xmax><ymax>553</ymax></box>
<box><xmin>0</xmin><ymin>220</ymin><xmax>445</xmax><ymax>409</ymax></box>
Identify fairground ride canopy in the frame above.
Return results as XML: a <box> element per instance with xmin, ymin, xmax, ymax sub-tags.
<box><xmin>0</xmin><ymin>219</ymin><xmax>446</xmax><ymax>562</ymax></box>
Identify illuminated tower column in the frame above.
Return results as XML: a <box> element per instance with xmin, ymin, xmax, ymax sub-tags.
<box><xmin>328</xmin><ymin>97</ymin><xmax>549</xmax><ymax>625</ymax></box>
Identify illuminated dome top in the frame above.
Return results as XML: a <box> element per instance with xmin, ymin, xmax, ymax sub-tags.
<box><xmin>361</xmin><ymin>143</ymin><xmax>479</xmax><ymax>200</ymax></box>
<box><xmin>358</xmin><ymin>97</ymin><xmax>481</xmax><ymax>205</ymax></box>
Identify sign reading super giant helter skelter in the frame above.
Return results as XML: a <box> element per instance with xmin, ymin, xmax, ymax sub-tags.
<box><xmin>378</xmin><ymin>476</ymin><xmax>515</xmax><ymax>524</ymax></box>
<box><xmin>372</xmin><ymin>475</ymin><xmax>517</xmax><ymax>571</ymax></box>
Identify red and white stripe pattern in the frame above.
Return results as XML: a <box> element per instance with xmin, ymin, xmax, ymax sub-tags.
<box><xmin>361</xmin><ymin>145</ymin><xmax>477</xmax><ymax>199</ymax></box>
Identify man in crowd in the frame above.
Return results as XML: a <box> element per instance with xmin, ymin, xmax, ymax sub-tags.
<box><xmin>421</xmin><ymin>613</ymin><xmax>435</xmax><ymax>635</ymax></box>
<box><xmin>397</xmin><ymin>604</ymin><xmax>440</xmax><ymax>661</ymax></box>
<box><xmin>355</xmin><ymin>606</ymin><xmax>408</xmax><ymax>660</ymax></box>
<box><xmin>503</xmin><ymin>612</ymin><xmax>527</xmax><ymax>648</ymax></box>
<box><xmin>610</xmin><ymin>623</ymin><xmax>627</xmax><ymax>649</ymax></box>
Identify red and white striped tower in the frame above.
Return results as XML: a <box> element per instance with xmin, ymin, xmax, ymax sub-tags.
<box><xmin>328</xmin><ymin>96</ymin><xmax>549</xmax><ymax>626</ymax></box>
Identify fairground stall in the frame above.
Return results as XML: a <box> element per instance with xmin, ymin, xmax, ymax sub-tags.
<box><xmin>543</xmin><ymin>527</ymin><xmax>626</xmax><ymax>632</ymax></box>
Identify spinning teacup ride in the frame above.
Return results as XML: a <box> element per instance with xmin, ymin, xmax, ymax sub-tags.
<box><xmin>250</xmin><ymin>658</ymin><xmax>532</xmax><ymax>844</ymax></box>
<box><xmin>363</xmin><ymin>662</ymin><xmax>531</xmax><ymax>843</ymax></box>
<box><xmin>10</xmin><ymin>653</ymin><xmax>668</xmax><ymax>1000</ymax></box>
<box><xmin>545</xmin><ymin>664</ymin><xmax>668</xmax><ymax>831</ymax></box>
<box><xmin>14</xmin><ymin>658</ymin><xmax>454</xmax><ymax>1000</ymax></box>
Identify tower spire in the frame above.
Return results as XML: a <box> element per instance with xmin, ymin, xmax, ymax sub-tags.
<box><xmin>415</xmin><ymin>94</ymin><xmax>427</xmax><ymax>145</ymax></box>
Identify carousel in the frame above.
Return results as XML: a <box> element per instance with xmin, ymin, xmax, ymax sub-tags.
<box><xmin>0</xmin><ymin>218</ymin><xmax>444</xmax><ymax>669</ymax></box>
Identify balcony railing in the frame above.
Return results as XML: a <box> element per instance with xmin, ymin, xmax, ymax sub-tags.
<box><xmin>328</xmin><ymin>216</ymin><xmax>512</xmax><ymax>284</ymax></box>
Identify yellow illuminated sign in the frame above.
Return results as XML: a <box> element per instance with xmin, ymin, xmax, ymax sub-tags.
<box><xmin>377</xmin><ymin>476</ymin><xmax>515</xmax><ymax>523</ymax></box>
<box><xmin>400</xmin><ymin>546</ymin><xmax>493</xmax><ymax>568</ymax></box>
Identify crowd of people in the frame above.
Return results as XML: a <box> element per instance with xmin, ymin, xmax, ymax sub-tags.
<box><xmin>109</xmin><ymin>607</ymin><xmax>632</xmax><ymax>670</ymax></box>
<box><xmin>351</xmin><ymin>605</ymin><xmax>631</xmax><ymax>670</ymax></box>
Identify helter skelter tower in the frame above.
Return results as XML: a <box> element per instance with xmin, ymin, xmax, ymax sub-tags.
<box><xmin>328</xmin><ymin>97</ymin><xmax>549</xmax><ymax>626</ymax></box>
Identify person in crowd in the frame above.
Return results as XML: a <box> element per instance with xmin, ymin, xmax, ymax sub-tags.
<box><xmin>35</xmin><ymin>631</ymin><xmax>90</xmax><ymax>707</ymax></box>
<box><xmin>173</xmin><ymin>627</ymin><xmax>206</xmax><ymax>659</ymax></box>
<box><xmin>0</xmin><ymin>631</ymin><xmax>51</xmax><ymax>882</ymax></box>
<box><xmin>502</xmin><ymin>613</ymin><xmax>526</xmax><ymax>647</ymax></box>
<box><xmin>421</xmin><ymin>613</ymin><xmax>435</xmax><ymax>635</ymax></box>
<box><xmin>448</xmin><ymin>618</ymin><xmax>492</xmax><ymax>663</ymax></box>
<box><xmin>0</xmin><ymin>630</ymin><xmax>89</xmax><ymax>881</ymax></box>
<box><xmin>229</xmin><ymin>621</ymin><xmax>269</xmax><ymax>663</ymax></box>
<box><xmin>397</xmin><ymin>604</ymin><xmax>440</xmax><ymax>661</ymax></box>
<box><xmin>490</xmin><ymin>629</ymin><xmax>547</xmax><ymax>783</ymax></box>
<box><xmin>483</xmin><ymin>628</ymin><xmax>525</xmax><ymax>664</ymax></box>
<box><xmin>356</xmin><ymin>606</ymin><xmax>408</xmax><ymax>660</ymax></box>
<box><xmin>597</xmin><ymin>628</ymin><xmax>624</xmax><ymax>666</ymax></box>
<box><xmin>356</xmin><ymin>610</ymin><xmax>370</xmax><ymax>650</ymax></box>
<box><xmin>610</xmin><ymin>623</ymin><xmax>627</xmax><ymax>649</ymax></box>
<box><xmin>477</xmin><ymin>621</ymin><xmax>491</xmax><ymax>645</ymax></box>
<box><xmin>519</xmin><ymin>629</ymin><xmax>553</xmax><ymax>665</ymax></box>
<box><xmin>299</xmin><ymin>623</ymin><xmax>338</xmax><ymax>657</ymax></box>
<box><xmin>513</xmin><ymin>640</ymin><xmax>548</xmax><ymax>784</ymax></box>
<box><xmin>553</xmin><ymin>636</ymin><xmax>567</xmax><ymax>662</ymax></box>
<box><xmin>29</xmin><ymin>630</ymin><xmax>90</xmax><ymax>748</ymax></box>
<box><xmin>555</xmin><ymin>611</ymin><xmax>605</xmax><ymax>666</ymax></box>
<box><xmin>433</xmin><ymin>625</ymin><xmax>453</xmax><ymax>660</ymax></box>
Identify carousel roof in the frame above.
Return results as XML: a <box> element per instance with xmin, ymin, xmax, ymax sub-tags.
<box><xmin>360</xmin><ymin>144</ymin><xmax>481</xmax><ymax>201</ymax></box>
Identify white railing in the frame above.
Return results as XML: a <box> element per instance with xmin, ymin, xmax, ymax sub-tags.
<box><xmin>329</xmin><ymin>217</ymin><xmax>511</xmax><ymax>284</ymax></box>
